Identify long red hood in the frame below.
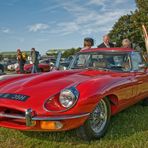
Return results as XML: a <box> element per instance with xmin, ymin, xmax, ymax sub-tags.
<box><xmin>0</xmin><ymin>70</ymin><xmax>119</xmax><ymax>113</ymax></box>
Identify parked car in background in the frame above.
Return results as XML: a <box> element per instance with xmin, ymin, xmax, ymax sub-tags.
<box><xmin>0</xmin><ymin>64</ymin><xmax>4</xmax><ymax>74</ymax></box>
<box><xmin>0</xmin><ymin>60</ymin><xmax>11</xmax><ymax>70</ymax></box>
<box><xmin>16</xmin><ymin>52</ymin><xmax>62</xmax><ymax>73</ymax></box>
<box><xmin>16</xmin><ymin>63</ymin><xmax>51</xmax><ymax>73</ymax></box>
<box><xmin>59</xmin><ymin>56</ymin><xmax>74</xmax><ymax>70</ymax></box>
<box><xmin>39</xmin><ymin>59</ymin><xmax>50</xmax><ymax>64</ymax></box>
<box><xmin>0</xmin><ymin>48</ymin><xmax>148</xmax><ymax>140</ymax></box>
<box><xmin>7</xmin><ymin>63</ymin><xmax>19</xmax><ymax>71</ymax></box>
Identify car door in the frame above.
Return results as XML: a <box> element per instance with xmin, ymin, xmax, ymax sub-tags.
<box><xmin>130</xmin><ymin>52</ymin><xmax>148</xmax><ymax>101</ymax></box>
<box><xmin>112</xmin><ymin>54</ymin><xmax>136</xmax><ymax>105</ymax></box>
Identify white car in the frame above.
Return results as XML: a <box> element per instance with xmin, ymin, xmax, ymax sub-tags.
<box><xmin>7</xmin><ymin>63</ymin><xmax>18</xmax><ymax>71</ymax></box>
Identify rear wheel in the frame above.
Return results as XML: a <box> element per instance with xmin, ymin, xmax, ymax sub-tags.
<box><xmin>77</xmin><ymin>97</ymin><xmax>111</xmax><ymax>141</ymax></box>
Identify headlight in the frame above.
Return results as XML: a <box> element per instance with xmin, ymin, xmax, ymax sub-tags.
<box><xmin>44</xmin><ymin>86</ymin><xmax>79</xmax><ymax>112</ymax></box>
<box><xmin>59</xmin><ymin>87</ymin><xmax>79</xmax><ymax>108</ymax></box>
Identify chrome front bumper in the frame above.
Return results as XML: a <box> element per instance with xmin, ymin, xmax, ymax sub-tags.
<box><xmin>0</xmin><ymin>108</ymin><xmax>90</xmax><ymax>127</ymax></box>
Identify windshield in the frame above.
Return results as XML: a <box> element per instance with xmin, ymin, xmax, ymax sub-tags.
<box><xmin>69</xmin><ymin>52</ymin><xmax>131</xmax><ymax>72</ymax></box>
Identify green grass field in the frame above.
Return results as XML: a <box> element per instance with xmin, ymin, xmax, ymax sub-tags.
<box><xmin>0</xmin><ymin>104</ymin><xmax>148</xmax><ymax>148</ymax></box>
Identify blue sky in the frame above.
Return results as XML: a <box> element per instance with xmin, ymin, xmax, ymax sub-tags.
<box><xmin>0</xmin><ymin>0</ymin><xmax>136</xmax><ymax>55</ymax></box>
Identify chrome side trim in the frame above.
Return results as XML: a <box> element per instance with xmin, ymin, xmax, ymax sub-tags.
<box><xmin>0</xmin><ymin>113</ymin><xmax>25</xmax><ymax>119</ymax></box>
<box><xmin>32</xmin><ymin>113</ymin><xmax>90</xmax><ymax>121</ymax></box>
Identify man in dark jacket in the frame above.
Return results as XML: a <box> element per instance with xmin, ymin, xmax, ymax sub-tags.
<box><xmin>98</xmin><ymin>35</ymin><xmax>114</xmax><ymax>48</ymax></box>
<box><xmin>31</xmin><ymin>48</ymin><xmax>40</xmax><ymax>73</ymax></box>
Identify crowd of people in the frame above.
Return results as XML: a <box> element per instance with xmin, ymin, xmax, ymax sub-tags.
<box><xmin>17</xmin><ymin>48</ymin><xmax>40</xmax><ymax>74</ymax></box>
<box><xmin>16</xmin><ymin>35</ymin><xmax>132</xmax><ymax>74</ymax></box>
<box><xmin>81</xmin><ymin>35</ymin><xmax>131</xmax><ymax>50</ymax></box>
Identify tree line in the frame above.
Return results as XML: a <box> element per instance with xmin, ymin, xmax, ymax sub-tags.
<box><xmin>109</xmin><ymin>0</ymin><xmax>148</xmax><ymax>50</ymax></box>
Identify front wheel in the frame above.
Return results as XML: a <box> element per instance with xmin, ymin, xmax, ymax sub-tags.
<box><xmin>77</xmin><ymin>98</ymin><xmax>111</xmax><ymax>141</ymax></box>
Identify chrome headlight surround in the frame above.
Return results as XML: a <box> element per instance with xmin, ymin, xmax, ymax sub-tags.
<box><xmin>59</xmin><ymin>87</ymin><xmax>79</xmax><ymax>108</ymax></box>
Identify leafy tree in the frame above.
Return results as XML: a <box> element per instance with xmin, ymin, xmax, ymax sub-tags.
<box><xmin>136</xmin><ymin>0</ymin><xmax>148</xmax><ymax>13</ymax></box>
<box><xmin>62</xmin><ymin>47</ymin><xmax>81</xmax><ymax>58</ymax></box>
<box><xmin>109</xmin><ymin>15</ymin><xmax>132</xmax><ymax>47</ymax></box>
<box><xmin>109</xmin><ymin>0</ymin><xmax>148</xmax><ymax>50</ymax></box>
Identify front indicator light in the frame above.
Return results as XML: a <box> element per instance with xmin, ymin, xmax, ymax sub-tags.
<box><xmin>40</xmin><ymin>121</ymin><xmax>63</xmax><ymax>130</ymax></box>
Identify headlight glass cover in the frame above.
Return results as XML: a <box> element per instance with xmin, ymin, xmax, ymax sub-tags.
<box><xmin>59</xmin><ymin>87</ymin><xmax>79</xmax><ymax>108</ymax></box>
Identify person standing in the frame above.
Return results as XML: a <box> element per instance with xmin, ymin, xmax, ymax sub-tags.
<box><xmin>121</xmin><ymin>39</ymin><xmax>132</xmax><ymax>48</ymax></box>
<box><xmin>81</xmin><ymin>37</ymin><xmax>94</xmax><ymax>51</ymax></box>
<box><xmin>98</xmin><ymin>35</ymin><xmax>114</xmax><ymax>48</ymax></box>
<box><xmin>31</xmin><ymin>48</ymin><xmax>40</xmax><ymax>73</ymax></box>
<box><xmin>17</xmin><ymin>49</ymin><xmax>26</xmax><ymax>73</ymax></box>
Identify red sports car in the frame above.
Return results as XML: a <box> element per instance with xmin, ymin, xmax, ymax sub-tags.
<box><xmin>16</xmin><ymin>63</ymin><xmax>50</xmax><ymax>73</ymax></box>
<box><xmin>0</xmin><ymin>48</ymin><xmax>148</xmax><ymax>140</ymax></box>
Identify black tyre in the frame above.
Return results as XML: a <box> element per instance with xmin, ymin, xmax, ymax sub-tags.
<box><xmin>142</xmin><ymin>98</ymin><xmax>148</xmax><ymax>106</ymax></box>
<box><xmin>77</xmin><ymin>97</ymin><xmax>111</xmax><ymax>141</ymax></box>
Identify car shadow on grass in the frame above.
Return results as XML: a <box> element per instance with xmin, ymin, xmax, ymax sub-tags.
<box><xmin>22</xmin><ymin>104</ymin><xmax>148</xmax><ymax>143</ymax></box>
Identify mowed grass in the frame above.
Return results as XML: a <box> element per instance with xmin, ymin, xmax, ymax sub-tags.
<box><xmin>0</xmin><ymin>103</ymin><xmax>148</xmax><ymax>148</ymax></box>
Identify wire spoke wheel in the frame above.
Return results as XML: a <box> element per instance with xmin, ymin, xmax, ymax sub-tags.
<box><xmin>90</xmin><ymin>99</ymin><xmax>108</xmax><ymax>134</ymax></box>
<box><xmin>77</xmin><ymin>97</ymin><xmax>111</xmax><ymax>141</ymax></box>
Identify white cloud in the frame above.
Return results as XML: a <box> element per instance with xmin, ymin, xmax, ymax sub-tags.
<box><xmin>28</xmin><ymin>23</ymin><xmax>49</xmax><ymax>32</ymax></box>
<box><xmin>3</xmin><ymin>0</ymin><xmax>20</xmax><ymax>6</ymax></box>
<box><xmin>41</xmin><ymin>4</ymin><xmax>61</xmax><ymax>13</ymax></box>
<box><xmin>33</xmin><ymin>0</ymin><xmax>135</xmax><ymax>37</ymax></box>
<box><xmin>87</xmin><ymin>0</ymin><xmax>128</xmax><ymax>7</ymax></box>
<box><xmin>44</xmin><ymin>0</ymin><xmax>133</xmax><ymax>36</ymax></box>
<box><xmin>87</xmin><ymin>0</ymin><xmax>107</xmax><ymax>6</ymax></box>
<box><xmin>0</xmin><ymin>27</ymin><xmax>11</xmax><ymax>33</ymax></box>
